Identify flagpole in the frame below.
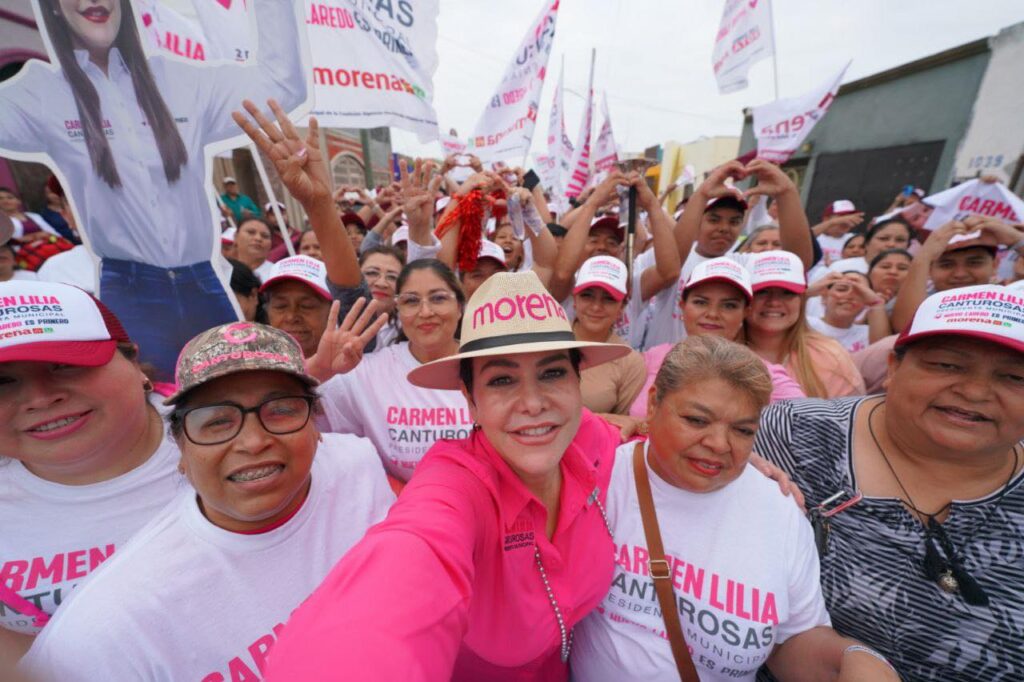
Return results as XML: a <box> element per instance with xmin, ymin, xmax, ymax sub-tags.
<box><xmin>768</xmin><ymin>0</ymin><xmax>780</xmax><ymax>99</ymax></box>
<box><xmin>249</xmin><ymin>143</ymin><xmax>295</xmax><ymax>257</ymax></box>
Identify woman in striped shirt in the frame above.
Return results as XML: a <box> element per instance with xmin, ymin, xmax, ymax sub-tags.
<box><xmin>754</xmin><ymin>284</ymin><xmax>1024</xmax><ymax>681</ymax></box>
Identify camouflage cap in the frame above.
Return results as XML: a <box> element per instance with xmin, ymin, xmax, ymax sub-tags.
<box><xmin>163</xmin><ymin>322</ymin><xmax>318</xmax><ymax>406</ymax></box>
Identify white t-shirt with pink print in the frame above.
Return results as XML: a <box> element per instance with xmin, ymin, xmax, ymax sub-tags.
<box><xmin>573</xmin><ymin>439</ymin><xmax>829</xmax><ymax>682</ymax></box>
<box><xmin>21</xmin><ymin>433</ymin><xmax>394</xmax><ymax>682</ymax></box>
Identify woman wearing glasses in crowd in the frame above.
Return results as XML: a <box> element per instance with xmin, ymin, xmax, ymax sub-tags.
<box><xmin>359</xmin><ymin>245</ymin><xmax>405</xmax><ymax>347</ymax></box>
<box><xmin>754</xmin><ymin>284</ymin><xmax>1024</xmax><ymax>680</ymax></box>
<box><xmin>0</xmin><ymin>281</ymin><xmax>179</xmax><ymax>669</ymax></box>
<box><xmin>21</xmin><ymin>323</ymin><xmax>394</xmax><ymax>681</ymax></box>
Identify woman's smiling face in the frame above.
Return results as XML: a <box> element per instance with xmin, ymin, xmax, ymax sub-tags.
<box><xmin>59</xmin><ymin>0</ymin><xmax>122</xmax><ymax>54</ymax></box>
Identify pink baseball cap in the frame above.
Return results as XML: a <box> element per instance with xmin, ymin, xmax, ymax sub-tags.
<box><xmin>0</xmin><ymin>281</ymin><xmax>131</xmax><ymax>367</ymax></box>
<box><xmin>391</xmin><ymin>226</ymin><xmax>409</xmax><ymax>246</ymax></box>
<box><xmin>684</xmin><ymin>257</ymin><xmax>753</xmax><ymax>301</ymax></box>
<box><xmin>748</xmin><ymin>250</ymin><xmax>807</xmax><ymax>294</ymax></box>
<box><xmin>822</xmin><ymin>200</ymin><xmax>856</xmax><ymax>218</ymax></box>
<box><xmin>477</xmin><ymin>239</ymin><xmax>508</xmax><ymax>269</ymax></box>
<box><xmin>259</xmin><ymin>255</ymin><xmax>331</xmax><ymax>301</ymax></box>
<box><xmin>574</xmin><ymin>256</ymin><xmax>628</xmax><ymax>301</ymax></box>
<box><xmin>894</xmin><ymin>284</ymin><xmax>1024</xmax><ymax>353</ymax></box>
<box><xmin>589</xmin><ymin>215</ymin><xmax>625</xmax><ymax>242</ymax></box>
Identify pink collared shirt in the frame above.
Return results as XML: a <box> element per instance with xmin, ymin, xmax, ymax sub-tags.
<box><xmin>265</xmin><ymin>410</ymin><xmax>620</xmax><ymax>681</ymax></box>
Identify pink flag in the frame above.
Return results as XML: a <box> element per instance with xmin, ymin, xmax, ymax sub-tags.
<box><xmin>543</xmin><ymin>64</ymin><xmax>573</xmax><ymax>196</ymax></box>
<box><xmin>712</xmin><ymin>0</ymin><xmax>776</xmax><ymax>94</ymax></box>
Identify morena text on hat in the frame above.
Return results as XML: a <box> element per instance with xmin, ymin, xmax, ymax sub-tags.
<box><xmin>471</xmin><ymin>291</ymin><xmax>568</xmax><ymax>331</ymax></box>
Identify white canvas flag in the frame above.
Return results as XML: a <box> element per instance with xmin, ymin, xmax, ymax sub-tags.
<box><xmin>441</xmin><ymin>133</ymin><xmax>467</xmax><ymax>156</ymax></box>
<box><xmin>137</xmin><ymin>0</ymin><xmax>209</xmax><ymax>62</ymax></box>
<box><xmin>753</xmin><ymin>62</ymin><xmax>849</xmax><ymax>163</ymax></box>
<box><xmin>469</xmin><ymin>0</ymin><xmax>560</xmax><ymax>162</ymax></box>
<box><xmin>189</xmin><ymin>0</ymin><xmax>254</xmax><ymax>62</ymax></box>
<box><xmin>305</xmin><ymin>1</ymin><xmax>441</xmax><ymax>141</ymax></box>
<box><xmin>922</xmin><ymin>178</ymin><xmax>1024</xmax><ymax>230</ymax></box>
<box><xmin>712</xmin><ymin>0</ymin><xmax>775</xmax><ymax>94</ymax></box>
<box><xmin>565</xmin><ymin>54</ymin><xmax>595</xmax><ymax>198</ymax></box>
<box><xmin>544</xmin><ymin>64</ymin><xmax>573</xmax><ymax>195</ymax></box>
<box><xmin>593</xmin><ymin>93</ymin><xmax>618</xmax><ymax>172</ymax></box>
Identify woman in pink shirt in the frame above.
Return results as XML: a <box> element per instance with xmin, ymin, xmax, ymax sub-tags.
<box><xmin>265</xmin><ymin>270</ymin><xmax>633</xmax><ymax>681</ymax></box>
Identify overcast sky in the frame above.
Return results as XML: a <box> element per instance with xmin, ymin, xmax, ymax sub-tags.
<box><xmin>389</xmin><ymin>0</ymin><xmax>1024</xmax><ymax>160</ymax></box>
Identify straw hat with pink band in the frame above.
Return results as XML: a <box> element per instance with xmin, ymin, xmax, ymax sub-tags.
<box><xmin>574</xmin><ymin>255</ymin><xmax>628</xmax><ymax>301</ymax></box>
<box><xmin>408</xmin><ymin>271</ymin><xmax>630</xmax><ymax>390</ymax></box>
<box><xmin>747</xmin><ymin>250</ymin><xmax>808</xmax><ymax>294</ymax></box>
<box><xmin>683</xmin><ymin>257</ymin><xmax>753</xmax><ymax>301</ymax></box>
<box><xmin>894</xmin><ymin>284</ymin><xmax>1024</xmax><ymax>354</ymax></box>
<box><xmin>0</xmin><ymin>280</ymin><xmax>131</xmax><ymax>367</ymax></box>
<box><xmin>259</xmin><ymin>255</ymin><xmax>331</xmax><ymax>301</ymax></box>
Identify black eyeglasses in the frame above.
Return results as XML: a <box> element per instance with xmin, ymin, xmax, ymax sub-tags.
<box><xmin>179</xmin><ymin>396</ymin><xmax>315</xmax><ymax>445</ymax></box>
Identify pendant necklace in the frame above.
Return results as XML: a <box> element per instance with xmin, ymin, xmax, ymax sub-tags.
<box><xmin>867</xmin><ymin>401</ymin><xmax>1019</xmax><ymax>606</ymax></box>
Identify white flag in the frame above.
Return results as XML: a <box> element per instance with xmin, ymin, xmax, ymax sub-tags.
<box><xmin>441</xmin><ymin>133</ymin><xmax>467</xmax><ymax>156</ymax></box>
<box><xmin>712</xmin><ymin>0</ymin><xmax>775</xmax><ymax>94</ymax></box>
<box><xmin>753</xmin><ymin>62</ymin><xmax>849</xmax><ymax>164</ymax></box>
<box><xmin>565</xmin><ymin>54</ymin><xmax>595</xmax><ymax>198</ymax></box>
<box><xmin>544</xmin><ymin>64</ymin><xmax>573</xmax><ymax>195</ymax></box>
<box><xmin>137</xmin><ymin>0</ymin><xmax>209</xmax><ymax>62</ymax></box>
<box><xmin>189</xmin><ymin>0</ymin><xmax>253</xmax><ymax>62</ymax></box>
<box><xmin>922</xmin><ymin>178</ymin><xmax>1024</xmax><ymax>231</ymax></box>
<box><xmin>593</xmin><ymin>93</ymin><xmax>618</xmax><ymax>172</ymax></box>
<box><xmin>306</xmin><ymin>1</ymin><xmax>440</xmax><ymax>141</ymax></box>
<box><xmin>469</xmin><ymin>0</ymin><xmax>559</xmax><ymax>162</ymax></box>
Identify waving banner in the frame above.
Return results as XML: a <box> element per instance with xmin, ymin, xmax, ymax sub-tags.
<box><xmin>565</xmin><ymin>51</ymin><xmax>595</xmax><ymax>198</ymax></box>
<box><xmin>543</xmin><ymin>64</ymin><xmax>573</xmax><ymax>194</ymax></box>
<box><xmin>753</xmin><ymin>62</ymin><xmax>849</xmax><ymax>163</ymax></box>
<box><xmin>923</xmin><ymin>178</ymin><xmax>1024</xmax><ymax>230</ymax></box>
<box><xmin>593</xmin><ymin>93</ymin><xmax>618</xmax><ymax>172</ymax></box>
<box><xmin>189</xmin><ymin>0</ymin><xmax>253</xmax><ymax>61</ymax></box>
<box><xmin>712</xmin><ymin>0</ymin><xmax>775</xmax><ymax>94</ymax></box>
<box><xmin>138</xmin><ymin>0</ymin><xmax>209</xmax><ymax>62</ymax></box>
<box><xmin>469</xmin><ymin>0</ymin><xmax>559</xmax><ymax>162</ymax></box>
<box><xmin>306</xmin><ymin>0</ymin><xmax>440</xmax><ymax>140</ymax></box>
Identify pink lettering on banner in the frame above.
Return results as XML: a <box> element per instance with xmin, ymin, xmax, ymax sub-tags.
<box><xmin>613</xmin><ymin>542</ymin><xmax>778</xmax><ymax>625</ymax></box>
<box><xmin>957</xmin><ymin>195</ymin><xmax>1020</xmax><ymax>221</ymax></box>
<box><xmin>471</xmin><ymin>292</ymin><xmax>567</xmax><ymax>329</ymax></box>
<box><xmin>1</xmin><ymin>545</ymin><xmax>115</xmax><ymax>592</ymax></box>
<box><xmin>386</xmin><ymin>406</ymin><xmax>473</xmax><ymax>426</ymax></box>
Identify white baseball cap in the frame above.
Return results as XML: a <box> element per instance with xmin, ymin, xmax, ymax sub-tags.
<box><xmin>223</xmin><ymin>176</ymin><xmax>237</xmax><ymax>184</ymax></box>
<box><xmin>895</xmin><ymin>284</ymin><xmax>1024</xmax><ymax>353</ymax></box>
<box><xmin>258</xmin><ymin>255</ymin><xmax>331</xmax><ymax>301</ymax></box>
<box><xmin>391</xmin><ymin>226</ymin><xmax>409</xmax><ymax>246</ymax></box>
<box><xmin>823</xmin><ymin>199</ymin><xmax>856</xmax><ymax>217</ymax></box>
<box><xmin>828</xmin><ymin>256</ymin><xmax>869</xmax><ymax>276</ymax></box>
<box><xmin>221</xmin><ymin>227</ymin><xmax>236</xmax><ymax>244</ymax></box>
<box><xmin>0</xmin><ymin>280</ymin><xmax>131</xmax><ymax>366</ymax></box>
<box><xmin>477</xmin><ymin>239</ymin><xmax>508</xmax><ymax>268</ymax></box>
<box><xmin>748</xmin><ymin>250</ymin><xmax>807</xmax><ymax>294</ymax></box>
<box><xmin>264</xmin><ymin>201</ymin><xmax>286</xmax><ymax>212</ymax></box>
<box><xmin>684</xmin><ymin>257</ymin><xmax>753</xmax><ymax>301</ymax></box>
<box><xmin>574</xmin><ymin>255</ymin><xmax>628</xmax><ymax>301</ymax></box>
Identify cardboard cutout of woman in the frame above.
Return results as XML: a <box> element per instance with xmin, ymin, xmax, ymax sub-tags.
<box><xmin>0</xmin><ymin>0</ymin><xmax>310</xmax><ymax>379</ymax></box>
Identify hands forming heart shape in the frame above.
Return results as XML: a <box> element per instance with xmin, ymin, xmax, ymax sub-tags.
<box><xmin>701</xmin><ymin>158</ymin><xmax>795</xmax><ymax>201</ymax></box>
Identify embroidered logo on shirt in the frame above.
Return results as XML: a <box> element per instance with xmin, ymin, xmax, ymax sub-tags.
<box><xmin>503</xmin><ymin>518</ymin><xmax>534</xmax><ymax>552</ymax></box>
